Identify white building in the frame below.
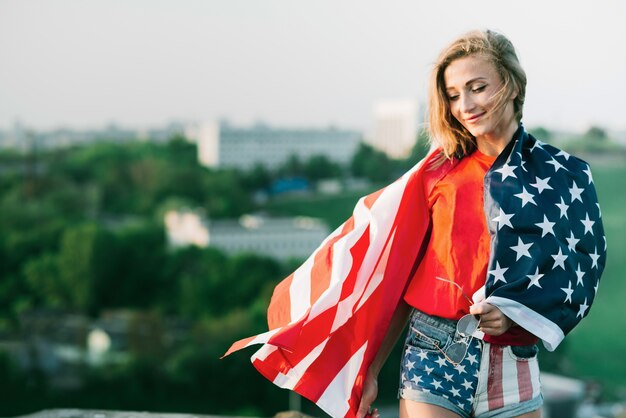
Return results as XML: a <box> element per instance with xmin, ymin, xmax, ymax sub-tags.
<box><xmin>164</xmin><ymin>210</ymin><xmax>329</xmax><ymax>261</ymax></box>
<box><xmin>190</xmin><ymin>122</ymin><xmax>360</xmax><ymax>170</ymax></box>
<box><xmin>368</xmin><ymin>99</ymin><xmax>419</xmax><ymax>158</ymax></box>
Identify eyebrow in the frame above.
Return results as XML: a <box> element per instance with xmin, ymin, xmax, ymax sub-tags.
<box><xmin>446</xmin><ymin>77</ymin><xmax>488</xmax><ymax>91</ymax></box>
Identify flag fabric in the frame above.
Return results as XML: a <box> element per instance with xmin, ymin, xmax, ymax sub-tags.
<box><xmin>223</xmin><ymin>125</ymin><xmax>606</xmax><ymax>418</ymax></box>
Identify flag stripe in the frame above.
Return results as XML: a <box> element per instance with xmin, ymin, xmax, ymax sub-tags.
<box><xmin>487</xmin><ymin>345</ymin><xmax>504</xmax><ymax>410</ymax></box>
<box><xmin>517</xmin><ymin>359</ymin><xmax>532</xmax><ymax>402</ymax></box>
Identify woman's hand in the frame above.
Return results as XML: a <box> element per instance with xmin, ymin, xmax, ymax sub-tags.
<box><xmin>469</xmin><ymin>302</ymin><xmax>513</xmax><ymax>336</ymax></box>
<box><xmin>356</xmin><ymin>370</ymin><xmax>379</xmax><ymax>418</ymax></box>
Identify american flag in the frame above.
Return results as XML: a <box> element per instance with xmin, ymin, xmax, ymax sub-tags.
<box><xmin>223</xmin><ymin>126</ymin><xmax>606</xmax><ymax>418</ymax></box>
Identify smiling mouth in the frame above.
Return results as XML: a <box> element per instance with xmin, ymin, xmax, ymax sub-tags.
<box><xmin>465</xmin><ymin>112</ymin><xmax>486</xmax><ymax>123</ymax></box>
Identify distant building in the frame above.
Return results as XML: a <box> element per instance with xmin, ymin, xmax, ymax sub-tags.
<box><xmin>368</xmin><ymin>99</ymin><xmax>419</xmax><ymax>158</ymax></box>
<box><xmin>189</xmin><ymin>121</ymin><xmax>360</xmax><ymax>170</ymax></box>
<box><xmin>164</xmin><ymin>209</ymin><xmax>329</xmax><ymax>261</ymax></box>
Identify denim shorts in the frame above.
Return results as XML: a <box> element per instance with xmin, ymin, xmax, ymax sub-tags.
<box><xmin>398</xmin><ymin>309</ymin><xmax>543</xmax><ymax>418</ymax></box>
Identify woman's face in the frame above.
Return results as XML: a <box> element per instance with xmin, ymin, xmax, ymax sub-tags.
<box><xmin>444</xmin><ymin>55</ymin><xmax>516</xmax><ymax>143</ymax></box>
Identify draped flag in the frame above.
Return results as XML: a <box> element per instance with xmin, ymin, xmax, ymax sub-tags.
<box><xmin>223</xmin><ymin>125</ymin><xmax>606</xmax><ymax>418</ymax></box>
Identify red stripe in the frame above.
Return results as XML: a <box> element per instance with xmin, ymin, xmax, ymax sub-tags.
<box><xmin>487</xmin><ymin>345</ymin><xmax>504</xmax><ymax>410</ymax></box>
<box><xmin>517</xmin><ymin>359</ymin><xmax>533</xmax><ymax>402</ymax></box>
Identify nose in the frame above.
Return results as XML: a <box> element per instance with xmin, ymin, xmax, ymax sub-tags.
<box><xmin>459</xmin><ymin>92</ymin><xmax>475</xmax><ymax>114</ymax></box>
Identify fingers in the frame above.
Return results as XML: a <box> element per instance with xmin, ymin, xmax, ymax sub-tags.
<box><xmin>356</xmin><ymin>405</ymin><xmax>378</xmax><ymax>418</ymax></box>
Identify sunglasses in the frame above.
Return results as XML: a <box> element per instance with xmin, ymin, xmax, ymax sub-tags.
<box><xmin>410</xmin><ymin>277</ymin><xmax>481</xmax><ymax>365</ymax></box>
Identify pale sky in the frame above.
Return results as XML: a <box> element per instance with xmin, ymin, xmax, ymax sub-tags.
<box><xmin>1</xmin><ymin>0</ymin><xmax>625</xmax><ymax>133</ymax></box>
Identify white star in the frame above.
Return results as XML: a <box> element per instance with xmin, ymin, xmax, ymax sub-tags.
<box><xmin>411</xmin><ymin>374</ymin><xmax>422</xmax><ymax>385</ymax></box>
<box><xmin>492</xmin><ymin>208</ymin><xmax>515</xmax><ymax>230</ymax></box>
<box><xmin>583</xmin><ymin>165</ymin><xmax>594</xmax><ymax>184</ymax></box>
<box><xmin>435</xmin><ymin>357</ymin><xmax>448</xmax><ymax>367</ymax></box>
<box><xmin>526</xmin><ymin>267</ymin><xmax>545</xmax><ymax>289</ymax></box>
<box><xmin>424</xmin><ymin>365</ymin><xmax>434</xmax><ymax>375</ymax></box>
<box><xmin>603</xmin><ymin>235</ymin><xmax>607</xmax><ymax>251</ymax></box>
<box><xmin>431</xmin><ymin>379</ymin><xmax>443</xmax><ymax>390</ymax></box>
<box><xmin>466</xmin><ymin>395</ymin><xmax>475</xmax><ymax>404</ymax></box>
<box><xmin>577</xmin><ymin>298</ymin><xmax>589</xmax><ymax>318</ymax></box>
<box><xmin>561</xmin><ymin>281</ymin><xmax>574</xmax><ymax>303</ymax></box>
<box><xmin>555</xmin><ymin>196</ymin><xmax>569</xmax><ymax>219</ymax></box>
<box><xmin>535</xmin><ymin>215</ymin><xmax>556</xmax><ymax>237</ymax></box>
<box><xmin>547</xmin><ymin>158</ymin><xmax>566</xmax><ymax>172</ymax></box>
<box><xmin>495</xmin><ymin>163</ymin><xmax>517</xmax><ymax>180</ymax></box>
<box><xmin>566</xmin><ymin>231</ymin><xmax>580</xmax><ymax>252</ymax></box>
<box><xmin>594</xmin><ymin>280</ymin><xmax>600</xmax><ymax>295</ymax></box>
<box><xmin>454</xmin><ymin>363</ymin><xmax>467</xmax><ymax>374</ymax></box>
<box><xmin>489</xmin><ymin>262</ymin><xmax>508</xmax><ymax>284</ymax></box>
<box><xmin>581</xmin><ymin>213</ymin><xmax>595</xmax><ymax>235</ymax></box>
<box><xmin>461</xmin><ymin>379</ymin><xmax>474</xmax><ymax>390</ymax></box>
<box><xmin>417</xmin><ymin>350</ymin><xmax>429</xmax><ymax>361</ymax></box>
<box><xmin>520</xmin><ymin>159</ymin><xmax>528</xmax><ymax>172</ymax></box>
<box><xmin>514</xmin><ymin>187</ymin><xmax>537</xmax><ymax>207</ymax></box>
<box><xmin>466</xmin><ymin>353</ymin><xmax>478</xmax><ymax>365</ymax></box>
<box><xmin>556</xmin><ymin>150</ymin><xmax>571</xmax><ymax>160</ymax></box>
<box><xmin>570</xmin><ymin>181</ymin><xmax>584</xmax><ymax>203</ymax></box>
<box><xmin>510</xmin><ymin>237</ymin><xmax>533</xmax><ymax>261</ymax></box>
<box><xmin>597</xmin><ymin>203</ymin><xmax>602</xmax><ymax>218</ymax></box>
<box><xmin>530</xmin><ymin>140</ymin><xmax>543</xmax><ymax>151</ymax></box>
<box><xmin>575</xmin><ymin>263</ymin><xmax>585</xmax><ymax>286</ymax></box>
<box><xmin>443</xmin><ymin>372</ymin><xmax>454</xmax><ymax>382</ymax></box>
<box><xmin>530</xmin><ymin>176</ymin><xmax>553</xmax><ymax>193</ymax></box>
<box><xmin>450</xmin><ymin>387</ymin><xmax>462</xmax><ymax>397</ymax></box>
<box><xmin>406</xmin><ymin>359</ymin><xmax>415</xmax><ymax>371</ymax></box>
<box><xmin>551</xmin><ymin>248</ymin><xmax>568</xmax><ymax>270</ymax></box>
<box><xmin>590</xmin><ymin>247</ymin><xmax>600</xmax><ymax>269</ymax></box>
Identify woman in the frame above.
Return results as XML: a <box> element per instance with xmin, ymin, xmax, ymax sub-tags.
<box><xmin>357</xmin><ymin>29</ymin><xmax>605</xmax><ymax>418</ymax></box>
<box><xmin>225</xmin><ymin>29</ymin><xmax>605</xmax><ymax>418</ymax></box>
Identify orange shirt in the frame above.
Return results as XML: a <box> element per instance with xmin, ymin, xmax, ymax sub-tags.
<box><xmin>404</xmin><ymin>149</ymin><xmax>538</xmax><ymax>346</ymax></box>
<box><xmin>404</xmin><ymin>149</ymin><xmax>495</xmax><ymax>319</ymax></box>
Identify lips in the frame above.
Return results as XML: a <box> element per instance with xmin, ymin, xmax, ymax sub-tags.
<box><xmin>465</xmin><ymin>112</ymin><xmax>486</xmax><ymax>123</ymax></box>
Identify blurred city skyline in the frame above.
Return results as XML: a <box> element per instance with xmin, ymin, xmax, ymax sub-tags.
<box><xmin>1</xmin><ymin>0</ymin><xmax>625</xmax><ymax>133</ymax></box>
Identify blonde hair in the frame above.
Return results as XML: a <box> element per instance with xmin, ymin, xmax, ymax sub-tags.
<box><xmin>428</xmin><ymin>29</ymin><xmax>527</xmax><ymax>160</ymax></box>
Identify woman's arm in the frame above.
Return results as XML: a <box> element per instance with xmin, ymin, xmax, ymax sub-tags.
<box><xmin>356</xmin><ymin>299</ymin><xmax>413</xmax><ymax>418</ymax></box>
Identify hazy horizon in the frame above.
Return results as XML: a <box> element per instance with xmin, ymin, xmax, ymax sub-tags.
<box><xmin>2</xmin><ymin>0</ymin><xmax>625</xmax><ymax>133</ymax></box>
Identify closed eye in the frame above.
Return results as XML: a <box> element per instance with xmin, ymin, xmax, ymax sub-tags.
<box><xmin>471</xmin><ymin>85</ymin><xmax>487</xmax><ymax>93</ymax></box>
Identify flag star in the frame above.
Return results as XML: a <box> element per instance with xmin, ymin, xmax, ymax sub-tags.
<box><xmin>435</xmin><ymin>357</ymin><xmax>448</xmax><ymax>367</ymax></box>
<box><xmin>555</xmin><ymin>196</ymin><xmax>570</xmax><ymax>219</ymax></box>
<box><xmin>596</xmin><ymin>203</ymin><xmax>602</xmax><ymax>218</ymax></box>
<box><xmin>556</xmin><ymin>150</ymin><xmax>571</xmax><ymax>160</ymax></box>
<box><xmin>492</xmin><ymin>208</ymin><xmax>515</xmax><ymax>230</ymax></box>
<box><xmin>577</xmin><ymin>298</ymin><xmax>589</xmax><ymax>318</ymax></box>
<box><xmin>566</xmin><ymin>231</ymin><xmax>580</xmax><ymax>252</ymax></box>
<box><xmin>411</xmin><ymin>375</ymin><xmax>422</xmax><ymax>385</ymax></box>
<box><xmin>443</xmin><ymin>372</ymin><xmax>454</xmax><ymax>382</ymax></box>
<box><xmin>417</xmin><ymin>350</ymin><xmax>429</xmax><ymax>361</ymax></box>
<box><xmin>454</xmin><ymin>363</ymin><xmax>467</xmax><ymax>374</ymax></box>
<box><xmin>561</xmin><ymin>281</ymin><xmax>574</xmax><ymax>303</ymax></box>
<box><xmin>495</xmin><ymin>163</ymin><xmax>517</xmax><ymax>180</ymax></box>
<box><xmin>406</xmin><ymin>359</ymin><xmax>415</xmax><ymax>371</ymax></box>
<box><xmin>603</xmin><ymin>235</ymin><xmax>607</xmax><ymax>251</ymax></box>
<box><xmin>431</xmin><ymin>379</ymin><xmax>443</xmax><ymax>390</ymax></box>
<box><xmin>520</xmin><ymin>159</ymin><xmax>528</xmax><ymax>172</ymax></box>
<box><xmin>575</xmin><ymin>263</ymin><xmax>585</xmax><ymax>286</ymax></box>
<box><xmin>457</xmin><ymin>401</ymin><xmax>465</xmax><ymax>409</ymax></box>
<box><xmin>466</xmin><ymin>395</ymin><xmax>475</xmax><ymax>404</ymax></box>
<box><xmin>530</xmin><ymin>176</ymin><xmax>553</xmax><ymax>193</ymax></box>
<box><xmin>489</xmin><ymin>262</ymin><xmax>509</xmax><ymax>284</ymax></box>
<box><xmin>526</xmin><ymin>267</ymin><xmax>545</xmax><ymax>289</ymax></box>
<box><xmin>424</xmin><ymin>365</ymin><xmax>434</xmax><ymax>375</ymax></box>
<box><xmin>466</xmin><ymin>353</ymin><xmax>478</xmax><ymax>365</ymax></box>
<box><xmin>462</xmin><ymin>379</ymin><xmax>474</xmax><ymax>390</ymax></box>
<box><xmin>535</xmin><ymin>215</ymin><xmax>556</xmax><ymax>237</ymax></box>
<box><xmin>551</xmin><ymin>248</ymin><xmax>568</xmax><ymax>270</ymax></box>
<box><xmin>510</xmin><ymin>237</ymin><xmax>533</xmax><ymax>260</ymax></box>
<box><xmin>581</xmin><ymin>213</ymin><xmax>595</xmax><ymax>235</ymax></box>
<box><xmin>547</xmin><ymin>158</ymin><xmax>566</xmax><ymax>172</ymax></box>
<box><xmin>530</xmin><ymin>140</ymin><xmax>543</xmax><ymax>151</ymax></box>
<box><xmin>450</xmin><ymin>387</ymin><xmax>461</xmax><ymax>397</ymax></box>
<box><xmin>583</xmin><ymin>165</ymin><xmax>594</xmax><ymax>184</ymax></box>
<box><xmin>514</xmin><ymin>187</ymin><xmax>537</xmax><ymax>207</ymax></box>
<box><xmin>590</xmin><ymin>247</ymin><xmax>600</xmax><ymax>269</ymax></box>
<box><xmin>569</xmin><ymin>181</ymin><xmax>584</xmax><ymax>203</ymax></box>
<box><xmin>594</xmin><ymin>280</ymin><xmax>599</xmax><ymax>295</ymax></box>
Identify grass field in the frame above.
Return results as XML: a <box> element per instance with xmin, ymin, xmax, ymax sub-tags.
<box><xmin>266</xmin><ymin>161</ymin><xmax>626</xmax><ymax>399</ymax></box>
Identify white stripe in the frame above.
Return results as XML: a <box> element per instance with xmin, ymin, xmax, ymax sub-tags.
<box><xmin>272</xmin><ymin>337</ymin><xmax>330</xmax><ymax>390</ymax></box>
<box><xmin>251</xmin><ymin>343</ymin><xmax>278</xmax><ymax>362</ymax></box>
<box><xmin>356</xmin><ymin>229</ymin><xmax>397</xmax><ymax>312</ymax></box>
<box><xmin>529</xmin><ymin>355</ymin><xmax>541</xmax><ymax>399</ymax></box>
<box><xmin>501</xmin><ymin>348</ymin><xmax>520</xmax><ymax>406</ymax></box>
<box><xmin>485</xmin><ymin>296</ymin><xmax>565</xmax><ymax>351</ymax></box>
<box><xmin>317</xmin><ymin>341</ymin><xmax>368</xmax><ymax>418</ymax></box>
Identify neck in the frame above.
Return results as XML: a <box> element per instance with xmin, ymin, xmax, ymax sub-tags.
<box><xmin>476</xmin><ymin>119</ymin><xmax>519</xmax><ymax>157</ymax></box>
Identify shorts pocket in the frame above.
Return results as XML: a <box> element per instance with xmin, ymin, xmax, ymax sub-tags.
<box><xmin>507</xmin><ymin>344</ymin><xmax>539</xmax><ymax>361</ymax></box>
<box><xmin>407</xmin><ymin>317</ymin><xmax>451</xmax><ymax>352</ymax></box>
